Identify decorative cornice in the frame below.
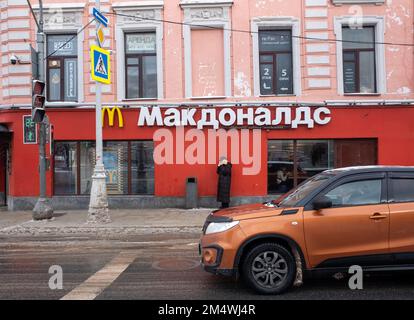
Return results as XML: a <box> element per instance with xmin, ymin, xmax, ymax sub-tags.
<box><xmin>32</xmin><ymin>3</ymin><xmax>86</xmax><ymax>11</ymax></box>
<box><xmin>180</xmin><ymin>0</ymin><xmax>233</xmax><ymax>8</ymax></box>
<box><xmin>32</xmin><ymin>3</ymin><xmax>84</xmax><ymax>29</ymax></box>
<box><xmin>114</xmin><ymin>6</ymin><xmax>164</xmax><ymax>26</ymax></box>
<box><xmin>112</xmin><ymin>1</ymin><xmax>164</xmax><ymax>10</ymax></box>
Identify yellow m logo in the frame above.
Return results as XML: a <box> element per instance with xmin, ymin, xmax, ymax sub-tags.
<box><xmin>102</xmin><ymin>107</ymin><xmax>124</xmax><ymax>128</ymax></box>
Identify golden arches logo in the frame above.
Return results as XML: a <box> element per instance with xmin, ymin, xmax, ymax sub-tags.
<box><xmin>101</xmin><ymin>106</ymin><xmax>124</xmax><ymax>128</ymax></box>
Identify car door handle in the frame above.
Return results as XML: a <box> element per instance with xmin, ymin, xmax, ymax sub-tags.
<box><xmin>369</xmin><ymin>213</ymin><xmax>388</xmax><ymax>220</ymax></box>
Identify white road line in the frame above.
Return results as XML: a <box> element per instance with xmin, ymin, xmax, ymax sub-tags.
<box><xmin>61</xmin><ymin>250</ymin><xmax>140</xmax><ymax>300</ymax></box>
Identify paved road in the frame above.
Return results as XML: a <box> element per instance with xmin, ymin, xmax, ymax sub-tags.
<box><xmin>1</xmin><ymin>233</ymin><xmax>414</xmax><ymax>300</ymax></box>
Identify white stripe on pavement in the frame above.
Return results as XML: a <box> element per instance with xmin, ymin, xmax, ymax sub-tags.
<box><xmin>61</xmin><ymin>250</ymin><xmax>140</xmax><ymax>300</ymax></box>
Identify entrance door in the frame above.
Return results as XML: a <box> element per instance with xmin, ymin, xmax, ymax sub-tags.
<box><xmin>0</xmin><ymin>139</ymin><xmax>9</xmax><ymax>207</ymax></box>
<box><xmin>334</xmin><ymin>139</ymin><xmax>377</xmax><ymax>167</ymax></box>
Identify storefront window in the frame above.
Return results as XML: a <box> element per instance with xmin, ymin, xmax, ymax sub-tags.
<box><xmin>268</xmin><ymin>140</ymin><xmax>364</xmax><ymax>194</ymax></box>
<box><xmin>104</xmin><ymin>142</ymin><xmax>128</xmax><ymax>195</ymax></box>
<box><xmin>269</xmin><ymin>140</ymin><xmax>333</xmax><ymax>194</ymax></box>
<box><xmin>54</xmin><ymin>142</ymin><xmax>77</xmax><ymax>195</ymax></box>
<box><xmin>80</xmin><ymin>141</ymin><xmax>95</xmax><ymax>195</ymax></box>
<box><xmin>131</xmin><ymin>141</ymin><xmax>154</xmax><ymax>195</ymax></box>
<box><xmin>54</xmin><ymin>141</ymin><xmax>154</xmax><ymax>195</ymax></box>
<box><xmin>268</xmin><ymin>140</ymin><xmax>295</xmax><ymax>194</ymax></box>
<box><xmin>296</xmin><ymin>140</ymin><xmax>334</xmax><ymax>184</ymax></box>
<box><xmin>80</xmin><ymin>141</ymin><xmax>130</xmax><ymax>195</ymax></box>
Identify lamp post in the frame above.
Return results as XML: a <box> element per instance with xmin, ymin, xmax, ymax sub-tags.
<box><xmin>88</xmin><ymin>0</ymin><xmax>110</xmax><ymax>223</ymax></box>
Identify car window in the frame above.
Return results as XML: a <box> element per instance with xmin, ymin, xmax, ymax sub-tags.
<box><xmin>391</xmin><ymin>178</ymin><xmax>414</xmax><ymax>203</ymax></box>
<box><xmin>324</xmin><ymin>179</ymin><xmax>382</xmax><ymax>207</ymax></box>
<box><xmin>276</xmin><ymin>173</ymin><xmax>332</xmax><ymax>207</ymax></box>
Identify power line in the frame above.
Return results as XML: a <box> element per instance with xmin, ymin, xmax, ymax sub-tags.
<box><xmin>44</xmin><ymin>18</ymin><xmax>96</xmax><ymax>60</ymax></box>
<box><xmin>108</xmin><ymin>11</ymin><xmax>414</xmax><ymax>48</ymax></box>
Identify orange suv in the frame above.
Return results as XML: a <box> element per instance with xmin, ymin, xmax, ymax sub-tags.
<box><xmin>200</xmin><ymin>166</ymin><xmax>414</xmax><ymax>294</ymax></box>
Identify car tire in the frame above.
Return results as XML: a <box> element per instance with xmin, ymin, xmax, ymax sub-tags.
<box><xmin>242</xmin><ymin>243</ymin><xmax>296</xmax><ymax>295</ymax></box>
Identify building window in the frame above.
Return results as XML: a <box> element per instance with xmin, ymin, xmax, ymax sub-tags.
<box><xmin>342</xmin><ymin>27</ymin><xmax>376</xmax><ymax>94</ymax></box>
<box><xmin>259</xmin><ymin>30</ymin><xmax>293</xmax><ymax>95</ymax></box>
<box><xmin>53</xmin><ymin>141</ymin><xmax>154</xmax><ymax>195</ymax></box>
<box><xmin>46</xmin><ymin>34</ymin><xmax>78</xmax><ymax>102</ymax></box>
<box><xmin>125</xmin><ymin>33</ymin><xmax>157</xmax><ymax>99</ymax></box>
<box><xmin>268</xmin><ymin>139</ymin><xmax>377</xmax><ymax>194</ymax></box>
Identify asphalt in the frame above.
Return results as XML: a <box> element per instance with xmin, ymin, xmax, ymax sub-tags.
<box><xmin>1</xmin><ymin>209</ymin><xmax>414</xmax><ymax>300</ymax></box>
<box><xmin>1</xmin><ymin>234</ymin><xmax>414</xmax><ymax>300</ymax></box>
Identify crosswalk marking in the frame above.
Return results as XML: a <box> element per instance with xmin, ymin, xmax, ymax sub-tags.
<box><xmin>61</xmin><ymin>250</ymin><xmax>140</xmax><ymax>300</ymax></box>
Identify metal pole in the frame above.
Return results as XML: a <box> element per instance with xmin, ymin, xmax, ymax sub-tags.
<box><xmin>88</xmin><ymin>0</ymin><xmax>110</xmax><ymax>223</ymax></box>
<box><xmin>33</xmin><ymin>0</ymin><xmax>53</xmax><ymax>220</ymax></box>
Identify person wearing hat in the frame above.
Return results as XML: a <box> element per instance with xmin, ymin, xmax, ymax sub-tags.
<box><xmin>217</xmin><ymin>156</ymin><xmax>232</xmax><ymax>209</ymax></box>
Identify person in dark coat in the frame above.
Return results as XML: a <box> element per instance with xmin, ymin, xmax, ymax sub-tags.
<box><xmin>217</xmin><ymin>156</ymin><xmax>232</xmax><ymax>208</ymax></box>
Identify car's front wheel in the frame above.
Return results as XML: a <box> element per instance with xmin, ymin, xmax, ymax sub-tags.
<box><xmin>242</xmin><ymin>243</ymin><xmax>296</xmax><ymax>294</ymax></box>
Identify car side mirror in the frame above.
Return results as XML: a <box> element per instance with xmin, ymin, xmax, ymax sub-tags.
<box><xmin>313</xmin><ymin>196</ymin><xmax>332</xmax><ymax>210</ymax></box>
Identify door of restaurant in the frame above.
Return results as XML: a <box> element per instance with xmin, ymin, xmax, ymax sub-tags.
<box><xmin>334</xmin><ymin>139</ymin><xmax>377</xmax><ymax>168</ymax></box>
<box><xmin>0</xmin><ymin>133</ymin><xmax>10</xmax><ymax>207</ymax></box>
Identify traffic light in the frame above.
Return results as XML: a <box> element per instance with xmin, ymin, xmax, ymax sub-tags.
<box><xmin>32</xmin><ymin>80</ymin><xmax>46</xmax><ymax>123</ymax></box>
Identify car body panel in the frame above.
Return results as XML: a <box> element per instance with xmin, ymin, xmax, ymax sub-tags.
<box><xmin>304</xmin><ymin>204</ymin><xmax>390</xmax><ymax>268</ymax></box>
<box><xmin>389</xmin><ymin>202</ymin><xmax>414</xmax><ymax>255</ymax></box>
<box><xmin>209</xmin><ymin>203</ymin><xmax>284</xmax><ymax>221</ymax></box>
<box><xmin>200</xmin><ymin>224</ymin><xmax>247</xmax><ymax>270</ymax></box>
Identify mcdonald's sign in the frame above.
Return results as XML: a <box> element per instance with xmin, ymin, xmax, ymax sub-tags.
<box><xmin>102</xmin><ymin>106</ymin><xmax>124</xmax><ymax>128</ymax></box>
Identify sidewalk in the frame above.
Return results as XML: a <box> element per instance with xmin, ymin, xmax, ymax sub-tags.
<box><xmin>0</xmin><ymin>208</ymin><xmax>212</xmax><ymax>237</ymax></box>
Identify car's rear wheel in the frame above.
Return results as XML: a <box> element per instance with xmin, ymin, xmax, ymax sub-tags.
<box><xmin>242</xmin><ymin>243</ymin><xmax>296</xmax><ymax>294</ymax></box>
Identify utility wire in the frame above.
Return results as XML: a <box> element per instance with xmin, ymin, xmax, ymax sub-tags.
<box><xmin>26</xmin><ymin>0</ymin><xmax>40</xmax><ymax>30</ymax></box>
<box><xmin>44</xmin><ymin>18</ymin><xmax>96</xmax><ymax>60</ymax></box>
<box><xmin>108</xmin><ymin>11</ymin><xmax>414</xmax><ymax>48</ymax></box>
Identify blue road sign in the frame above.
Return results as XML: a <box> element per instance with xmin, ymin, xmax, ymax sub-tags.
<box><xmin>91</xmin><ymin>45</ymin><xmax>110</xmax><ymax>84</ymax></box>
<box><xmin>93</xmin><ymin>8</ymin><xmax>108</xmax><ymax>27</ymax></box>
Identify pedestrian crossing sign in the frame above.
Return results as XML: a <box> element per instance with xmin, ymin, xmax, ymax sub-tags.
<box><xmin>91</xmin><ymin>45</ymin><xmax>110</xmax><ymax>84</ymax></box>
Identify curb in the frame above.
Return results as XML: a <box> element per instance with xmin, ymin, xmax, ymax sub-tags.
<box><xmin>0</xmin><ymin>225</ymin><xmax>203</xmax><ymax>236</ymax></box>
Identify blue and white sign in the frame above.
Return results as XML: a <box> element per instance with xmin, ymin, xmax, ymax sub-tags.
<box><xmin>90</xmin><ymin>45</ymin><xmax>110</xmax><ymax>84</ymax></box>
<box><xmin>93</xmin><ymin>7</ymin><xmax>108</xmax><ymax>27</ymax></box>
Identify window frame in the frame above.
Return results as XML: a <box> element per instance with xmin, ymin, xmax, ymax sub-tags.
<box><xmin>342</xmin><ymin>26</ymin><xmax>377</xmax><ymax>94</ymax></box>
<box><xmin>181</xmin><ymin>4</ymin><xmax>232</xmax><ymax>99</ymax></box>
<box><xmin>258</xmin><ymin>29</ymin><xmax>294</xmax><ymax>96</ymax></box>
<box><xmin>114</xmin><ymin>5</ymin><xmax>164</xmax><ymax>101</ymax></box>
<box><xmin>267</xmin><ymin>138</ymin><xmax>378</xmax><ymax>195</ymax></box>
<box><xmin>53</xmin><ymin>140</ymin><xmax>155</xmax><ymax>196</ymax></box>
<box><xmin>304</xmin><ymin>172</ymin><xmax>387</xmax><ymax>210</ymax></box>
<box><xmin>251</xmin><ymin>17</ymin><xmax>301</xmax><ymax>97</ymax></box>
<box><xmin>46</xmin><ymin>34</ymin><xmax>78</xmax><ymax>102</ymax></box>
<box><xmin>267</xmin><ymin>139</ymin><xmax>334</xmax><ymax>195</ymax></box>
<box><xmin>124</xmin><ymin>32</ymin><xmax>158</xmax><ymax>99</ymax></box>
<box><xmin>334</xmin><ymin>16</ymin><xmax>386</xmax><ymax>95</ymax></box>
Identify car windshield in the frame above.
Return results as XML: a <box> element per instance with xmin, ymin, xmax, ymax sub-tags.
<box><xmin>274</xmin><ymin>172</ymin><xmax>334</xmax><ymax>207</ymax></box>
